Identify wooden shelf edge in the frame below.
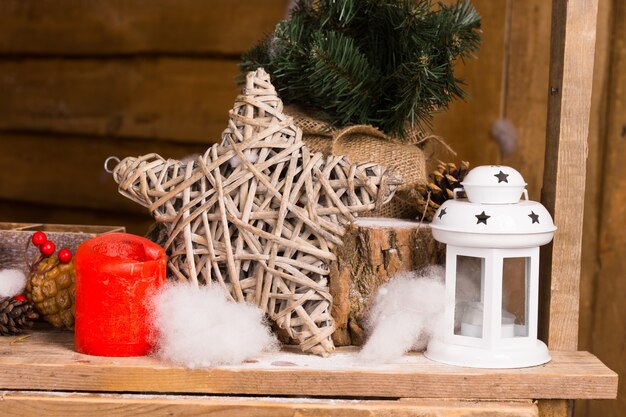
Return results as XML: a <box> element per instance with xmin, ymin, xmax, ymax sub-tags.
<box><xmin>0</xmin><ymin>392</ymin><xmax>540</xmax><ymax>417</ymax></box>
<box><xmin>0</xmin><ymin>329</ymin><xmax>617</xmax><ymax>401</ymax></box>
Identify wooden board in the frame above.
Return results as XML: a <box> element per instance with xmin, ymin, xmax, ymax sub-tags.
<box><xmin>0</xmin><ymin>392</ymin><xmax>540</xmax><ymax>417</ymax></box>
<box><xmin>585</xmin><ymin>0</ymin><xmax>626</xmax><ymax>415</ymax></box>
<box><xmin>578</xmin><ymin>0</ymin><xmax>613</xmax><ymax>354</ymax></box>
<box><xmin>0</xmin><ymin>0</ymin><xmax>288</xmax><ymax>55</ymax></box>
<box><xmin>0</xmin><ymin>133</ymin><xmax>208</xmax><ymax>214</ymax></box>
<box><xmin>0</xmin><ymin>201</ymin><xmax>154</xmax><ymax>237</ymax></box>
<box><xmin>0</xmin><ymin>328</ymin><xmax>616</xmax><ymax>400</ymax></box>
<box><xmin>540</xmin><ymin>2</ymin><xmax>600</xmax><ymax>414</ymax></box>
<box><xmin>537</xmin><ymin>400</ymin><xmax>570</xmax><ymax>417</ymax></box>
<box><xmin>539</xmin><ymin>0</ymin><xmax>599</xmax><ymax>351</ymax></box>
<box><xmin>0</xmin><ymin>59</ymin><xmax>238</xmax><ymax>143</ymax></box>
<box><xmin>501</xmin><ymin>0</ymin><xmax>552</xmax><ymax>200</ymax></box>
<box><xmin>0</xmin><ymin>1</ymin><xmax>509</xmax><ymax>166</ymax></box>
<box><xmin>0</xmin><ymin>223</ymin><xmax>124</xmax><ymax>270</ymax></box>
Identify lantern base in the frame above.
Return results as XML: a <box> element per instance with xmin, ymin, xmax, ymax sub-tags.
<box><xmin>424</xmin><ymin>339</ymin><xmax>551</xmax><ymax>369</ymax></box>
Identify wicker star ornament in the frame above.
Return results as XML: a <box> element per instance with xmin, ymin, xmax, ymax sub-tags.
<box><xmin>110</xmin><ymin>69</ymin><xmax>402</xmax><ymax>355</ymax></box>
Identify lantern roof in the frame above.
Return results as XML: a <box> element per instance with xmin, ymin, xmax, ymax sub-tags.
<box><xmin>430</xmin><ymin>166</ymin><xmax>556</xmax><ymax>248</ymax></box>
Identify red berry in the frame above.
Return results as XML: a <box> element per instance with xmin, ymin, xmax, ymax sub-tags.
<box><xmin>40</xmin><ymin>241</ymin><xmax>56</xmax><ymax>257</ymax></box>
<box><xmin>13</xmin><ymin>294</ymin><xmax>26</xmax><ymax>302</ymax></box>
<box><xmin>58</xmin><ymin>248</ymin><xmax>72</xmax><ymax>264</ymax></box>
<box><xmin>32</xmin><ymin>231</ymin><xmax>47</xmax><ymax>247</ymax></box>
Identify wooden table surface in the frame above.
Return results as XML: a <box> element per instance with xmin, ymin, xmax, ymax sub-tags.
<box><xmin>0</xmin><ymin>327</ymin><xmax>616</xmax><ymax>401</ymax></box>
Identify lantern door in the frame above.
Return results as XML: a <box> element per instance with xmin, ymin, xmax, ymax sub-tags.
<box><xmin>497</xmin><ymin>247</ymin><xmax>540</xmax><ymax>348</ymax></box>
<box><xmin>445</xmin><ymin>246</ymin><xmax>540</xmax><ymax>348</ymax></box>
<box><xmin>444</xmin><ymin>246</ymin><xmax>491</xmax><ymax>348</ymax></box>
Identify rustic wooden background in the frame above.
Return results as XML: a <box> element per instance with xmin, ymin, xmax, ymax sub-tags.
<box><xmin>0</xmin><ymin>1</ymin><xmax>622</xmax><ymax>415</ymax></box>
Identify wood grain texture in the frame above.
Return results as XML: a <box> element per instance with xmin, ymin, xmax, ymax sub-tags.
<box><xmin>430</xmin><ymin>0</ymin><xmax>506</xmax><ymax>168</ymax></box>
<box><xmin>501</xmin><ymin>0</ymin><xmax>552</xmax><ymax>200</ymax></box>
<box><xmin>537</xmin><ymin>400</ymin><xmax>570</xmax><ymax>417</ymax></box>
<box><xmin>0</xmin><ymin>328</ymin><xmax>616</xmax><ymax>400</ymax></box>
<box><xmin>330</xmin><ymin>219</ymin><xmax>444</xmax><ymax>346</ymax></box>
<box><xmin>0</xmin><ymin>59</ymin><xmax>238</xmax><ymax>143</ymax></box>
<box><xmin>0</xmin><ymin>223</ymin><xmax>124</xmax><ymax>269</ymax></box>
<box><xmin>540</xmin><ymin>0</ymin><xmax>599</xmax><ymax>351</ymax></box>
<box><xmin>0</xmin><ymin>0</ymin><xmax>287</xmax><ymax>55</ymax></box>
<box><xmin>574</xmin><ymin>4</ymin><xmax>612</xmax><ymax>417</ymax></box>
<box><xmin>586</xmin><ymin>0</ymin><xmax>626</xmax><ymax>415</ymax></box>
<box><xmin>578</xmin><ymin>0</ymin><xmax>613</xmax><ymax>354</ymax></box>
<box><xmin>0</xmin><ymin>392</ymin><xmax>540</xmax><ymax>417</ymax></box>
<box><xmin>0</xmin><ymin>134</ymin><xmax>208</xmax><ymax>214</ymax></box>
<box><xmin>0</xmin><ymin>2</ymin><xmax>504</xmax><ymax>159</ymax></box>
<box><xmin>0</xmin><ymin>200</ymin><xmax>154</xmax><ymax>237</ymax></box>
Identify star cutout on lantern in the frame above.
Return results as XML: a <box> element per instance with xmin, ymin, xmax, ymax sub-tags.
<box><xmin>109</xmin><ymin>69</ymin><xmax>402</xmax><ymax>356</ymax></box>
<box><xmin>438</xmin><ymin>208</ymin><xmax>448</xmax><ymax>219</ymax></box>
<box><xmin>476</xmin><ymin>211</ymin><xmax>490</xmax><ymax>225</ymax></box>
<box><xmin>529</xmin><ymin>211</ymin><xmax>540</xmax><ymax>224</ymax></box>
<box><xmin>494</xmin><ymin>170</ymin><xmax>509</xmax><ymax>183</ymax></box>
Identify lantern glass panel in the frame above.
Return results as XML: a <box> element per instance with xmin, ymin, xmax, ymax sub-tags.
<box><xmin>455</xmin><ymin>255</ymin><xmax>485</xmax><ymax>338</ymax></box>
<box><xmin>502</xmin><ymin>257</ymin><xmax>530</xmax><ymax>338</ymax></box>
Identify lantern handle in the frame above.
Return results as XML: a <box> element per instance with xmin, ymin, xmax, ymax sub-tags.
<box><xmin>453</xmin><ymin>188</ymin><xmax>465</xmax><ymax>200</ymax></box>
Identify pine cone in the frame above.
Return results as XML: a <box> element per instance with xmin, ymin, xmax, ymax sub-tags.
<box><xmin>414</xmin><ymin>161</ymin><xmax>470</xmax><ymax>221</ymax></box>
<box><xmin>0</xmin><ymin>297</ymin><xmax>39</xmax><ymax>336</ymax></box>
<box><xmin>26</xmin><ymin>256</ymin><xmax>75</xmax><ymax>329</ymax></box>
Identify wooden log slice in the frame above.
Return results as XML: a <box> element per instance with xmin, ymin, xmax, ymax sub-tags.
<box><xmin>329</xmin><ymin>218</ymin><xmax>444</xmax><ymax>346</ymax></box>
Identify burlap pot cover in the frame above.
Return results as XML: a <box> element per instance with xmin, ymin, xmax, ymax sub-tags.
<box><xmin>285</xmin><ymin>106</ymin><xmax>431</xmax><ymax>219</ymax></box>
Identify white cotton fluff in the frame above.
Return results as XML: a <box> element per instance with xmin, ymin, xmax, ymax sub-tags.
<box><xmin>0</xmin><ymin>269</ymin><xmax>27</xmax><ymax>298</ymax></box>
<box><xmin>150</xmin><ymin>283</ymin><xmax>279</xmax><ymax>368</ymax></box>
<box><xmin>228</xmin><ymin>151</ymin><xmax>259</xmax><ymax>169</ymax></box>
<box><xmin>359</xmin><ymin>266</ymin><xmax>446</xmax><ymax>363</ymax></box>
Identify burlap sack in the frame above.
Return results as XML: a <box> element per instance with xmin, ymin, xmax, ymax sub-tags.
<box><xmin>286</xmin><ymin>106</ymin><xmax>434</xmax><ymax>219</ymax></box>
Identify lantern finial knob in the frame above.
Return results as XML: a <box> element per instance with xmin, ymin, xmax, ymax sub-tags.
<box><xmin>461</xmin><ymin>165</ymin><xmax>526</xmax><ymax>204</ymax></box>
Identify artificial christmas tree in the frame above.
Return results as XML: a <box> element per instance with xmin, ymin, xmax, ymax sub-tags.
<box><xmin>241</xmin><ymin>0</ymin><xmax>480</xmax><ymax>218</ymax></box>
<box><xmin>241</xmin><ymin>0</ymin><xmax>481</xmax><ymax>136</ymax></box>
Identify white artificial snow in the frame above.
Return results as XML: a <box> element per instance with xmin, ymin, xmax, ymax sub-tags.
<box><xmin>0</xmin><ymin>268</ymin><xmax>27</xmax><ymax>298</ymax></box>
<box><xmin>213</xmin><ymin>347</ymin><xmax>425</xmax><ymax>371</ymax></box>
<box><xmin>150</xmin><ymin>283</ymin><xmax>279</xmax><ymax>369</ymax></box>
<box><xmin>359</xmin><ymin>266</ymin><xmax>446</xmax><ymax>363</ymax></box>
<box><xmin>359</xmin><ymin>261</ymin><xmax>488</xmax><ymax>364</ymax></box>
<box><xmin>226</xmin><ymin>150</ymin><xmax>259</xmax><ymax>169</ymax></box>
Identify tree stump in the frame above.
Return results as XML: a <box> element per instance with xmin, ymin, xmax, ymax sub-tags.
<box><xmin>329</xmin><ymin>218</ymin><xmax>445</xmax><ymax>346</ymax></box>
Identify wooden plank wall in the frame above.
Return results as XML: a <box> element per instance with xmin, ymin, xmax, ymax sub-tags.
<box><xmin>0</xmin><ymin>1</ymin><xmax>622</xmax><ymax>414</ymax></box>
<box><xmin>579</xmin><ymin>0</ymin><xmax>626</xmax><ymax>415</ymax></box>
<box><xmin>0</xmin><ymin>0</ymin><xmax>289</xmax><ymax>235</ymax></box>
<box><xmin>0</xmin><ymin>0</ymin><xmax>538</xmax><ymax>231</ymax></box>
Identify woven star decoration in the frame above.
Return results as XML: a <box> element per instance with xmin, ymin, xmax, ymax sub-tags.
<box><xmin>110</xmin><ymin>69</ymin><xmax>401</xmax><ymax>355</ymax></box>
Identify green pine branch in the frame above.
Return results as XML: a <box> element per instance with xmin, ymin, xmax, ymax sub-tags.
<box><xmin>240</xmin><ymin>0</ymin><xmax>481</xmax><ymax>139</ymax></box>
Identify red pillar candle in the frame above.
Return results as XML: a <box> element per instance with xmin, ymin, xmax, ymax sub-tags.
<box><xmin>74</xmin><ymin>232</ymin><xmax>167</xmax><ymax>356</ymax></box>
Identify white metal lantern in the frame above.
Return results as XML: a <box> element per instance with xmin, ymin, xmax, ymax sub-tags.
<box><xmin>425</xmin><ymin>165</ymin><xmax>557</xmax><ymax>368</ymax></box>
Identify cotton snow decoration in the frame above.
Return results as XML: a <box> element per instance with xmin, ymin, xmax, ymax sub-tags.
<box><xmin>359</xmin><ymin>266</ymin><xmax>446</xmax><ymax>363</ymax></box>
<box><xmin>0</xmin><ymin>269</ymin><xmax>27</xmax><ymax>298</ymax></box>
<box><xmin>151</xmin><ymin>283</ymin><xmax>279</xmax><ymax>368</ymax></box>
